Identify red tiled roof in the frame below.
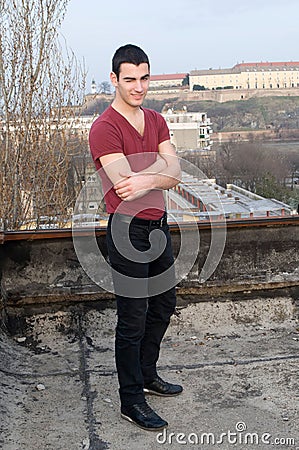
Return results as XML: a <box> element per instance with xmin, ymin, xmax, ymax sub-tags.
<box><xmin>150</xmin><ymin>73</ymin><xmax>188</xmax><ymax>81</ymax></box>
<box><xmin>234</xmin><ymin>61</ymin><xmax>299</xmax><ymax>69</ymax></box>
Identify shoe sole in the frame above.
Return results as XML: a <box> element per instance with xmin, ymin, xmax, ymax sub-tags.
<box><xmin>121</xmin><ymin>413</ymin><xmax>168</xmax><ymax>431</ymax></box>
<box><xmin>143</xmin><ymin>388</ymin><xmax>183</xmax><ymax>397</ymax></box>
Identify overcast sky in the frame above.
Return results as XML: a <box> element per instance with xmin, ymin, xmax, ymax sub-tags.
<box><xmin>60</xmin><ymin>0</ymin><xmax>299</xmax><ymax>91</ymax></box>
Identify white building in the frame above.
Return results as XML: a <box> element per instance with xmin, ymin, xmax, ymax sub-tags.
<box><xmin>162</xmin><ymin>108</ymin><xmax>213</xmax><ymax>151</ymax></box>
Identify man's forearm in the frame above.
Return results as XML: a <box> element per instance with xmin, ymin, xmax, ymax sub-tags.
<box><xmin>100</xmin><ymin>153</ymin><xmax>167</xmax><ymax>187</ymax></box>
<box><xmin>135</xmin><ymin>152</ymin><xmax>181</xmax><ymax>190</ymax></box>
<box><xmin>114</xmin><ymin>160</ymin><xmax>181</xmax><ymax>202</ymax></box>
<box><xmin>112</xmin><ymin>145</ymin><xmax>181</xmax><ymax>202</ymax></box>
<box><xmin>120</xmin><ymin>154</ymin><xmax>167</xmax><ymax>179</ymax></box>
<box><xmin>147</xmin><ymin>162</ymin><xmax>181</xmax><ymax>190</ymax></box>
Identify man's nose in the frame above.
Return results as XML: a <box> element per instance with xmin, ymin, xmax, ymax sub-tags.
<box><xmin>134</xmin><ymin>80</ymin><xmax>143</xmax><ymax>91</ymax></box>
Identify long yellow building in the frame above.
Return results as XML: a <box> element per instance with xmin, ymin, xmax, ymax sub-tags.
<box><xmin>189</xmin><ymin>61</ymin><xmax>299</xmax><ymax>91</ymax></box>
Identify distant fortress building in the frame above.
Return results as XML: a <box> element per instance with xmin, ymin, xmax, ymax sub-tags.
<box><xmin>145</xmin><ymin>62</ymin><xmax>299</xmax><ymax>92</ymax></box>
<box><xmin>190</xmin><ymin>61</ymin><xmax>299</xmax><ymax>91</ymax></box>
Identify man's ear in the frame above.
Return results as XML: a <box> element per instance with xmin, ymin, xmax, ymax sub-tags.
<box><xmin>110</xmin><ymin>71</ymin><xmax>118</xmax><ymax>88</ymax></box>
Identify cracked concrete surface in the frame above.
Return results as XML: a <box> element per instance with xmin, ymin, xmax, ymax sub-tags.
<box><xmin>0</xmin><ymin>294</ymin><xmax>299</xmax><ymax>450</ymax></box>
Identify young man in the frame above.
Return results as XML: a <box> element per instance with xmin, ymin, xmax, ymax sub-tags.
<box><xmin>89</xmin><ymin>44</ymin><xmax>182</xmax><ymax>431</ymax></box>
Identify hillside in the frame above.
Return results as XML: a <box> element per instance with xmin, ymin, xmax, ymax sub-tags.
<box><xmin>143</xmin><ymin>96</ymin><xmax>299</xmax><ymax>133</ymax></box>
<box><xmin>82</xmin><ymin>94</ymin><xmax>299</xmax><ymax>135</ymax></box>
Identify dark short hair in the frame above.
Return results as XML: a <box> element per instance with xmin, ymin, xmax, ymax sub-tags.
<box><xmin>112</xmin><ymin>44</ymin><xmax>150</xmax><ymax>79</ymax></box>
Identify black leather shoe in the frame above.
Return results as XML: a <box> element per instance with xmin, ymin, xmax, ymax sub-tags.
<box><xmin>144</xmin><ymin>376</ymin><xmax>183</xmax><ymax>397</ymax></box>
<box><xmin>121</xmin><ymin>401</ymin><xmax>168</xmax><ymax>431</ymax></box>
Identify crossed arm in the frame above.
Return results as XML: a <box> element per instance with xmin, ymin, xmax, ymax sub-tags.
<box><xmin>99</xmin><ymin>140</ymin><xmax>181</xmax><ymax>201</ymax></box>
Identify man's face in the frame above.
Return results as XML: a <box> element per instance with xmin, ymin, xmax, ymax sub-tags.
<box><xmin>110</xmin><ymin>62</ymin><xmax>150</xmax><ymax>108</ymax></box>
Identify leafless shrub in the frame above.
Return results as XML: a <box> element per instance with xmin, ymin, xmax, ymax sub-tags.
<box><xmin>0</xmin><ymin>0</ymin><xmax>86</xmax><ymax>230</ymax></box>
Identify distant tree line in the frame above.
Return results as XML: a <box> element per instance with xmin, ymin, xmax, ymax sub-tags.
<box><xmin>192</xmin><ymin>85</ymin><xmax>234</xmax><ymax>91</ymax></box>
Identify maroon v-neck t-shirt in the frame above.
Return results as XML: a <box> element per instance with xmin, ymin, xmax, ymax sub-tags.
<box><xmin>89</xmin><ymin>106</ymin><xmax>170</xmax><ymax>219</ymax></box>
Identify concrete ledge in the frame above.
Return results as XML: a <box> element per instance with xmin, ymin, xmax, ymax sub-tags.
<box><xmin>1</xmin><ymin>218</ymin><xmax>298</xmax><ymax>313</ymax></box>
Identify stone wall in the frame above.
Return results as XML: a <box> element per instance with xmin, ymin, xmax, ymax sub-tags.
<box><xmin>146</xmin><ymin>87</ymin><xmax>299</xmax><ymax>103</ymax></box>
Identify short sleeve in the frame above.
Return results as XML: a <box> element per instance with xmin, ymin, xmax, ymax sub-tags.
<box><xmin>156</xmin><ymin>112</ymin><xmax>170</xmax><ymax>144</ymax></box>
<box><xmin>89</xmin><ymin>119</ymin><xmax>123</xmax><ymax>164</ymax></box>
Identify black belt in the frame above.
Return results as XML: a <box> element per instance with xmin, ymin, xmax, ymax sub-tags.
<box><xmin>111</xmin><ymin>212</ymin><xmax>167</xmax><ymax>228</ymax></box>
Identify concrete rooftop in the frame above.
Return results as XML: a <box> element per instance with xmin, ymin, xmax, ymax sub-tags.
<box><xmin>1</xmin><ymin>290</ymin><xmax>298</xmax><ymax>450</ymax></box>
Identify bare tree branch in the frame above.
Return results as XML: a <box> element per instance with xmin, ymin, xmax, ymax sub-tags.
<box><xmin>0</xmin><ymin>0</ymin><xmax>86</xmax><ymax>230</ymax></box>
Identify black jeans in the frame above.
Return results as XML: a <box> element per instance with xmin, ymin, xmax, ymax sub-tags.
<box><xmin>107</xmin><ymin>213</ymin><xmax>176</xmax><ymax>407</ymax></box>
